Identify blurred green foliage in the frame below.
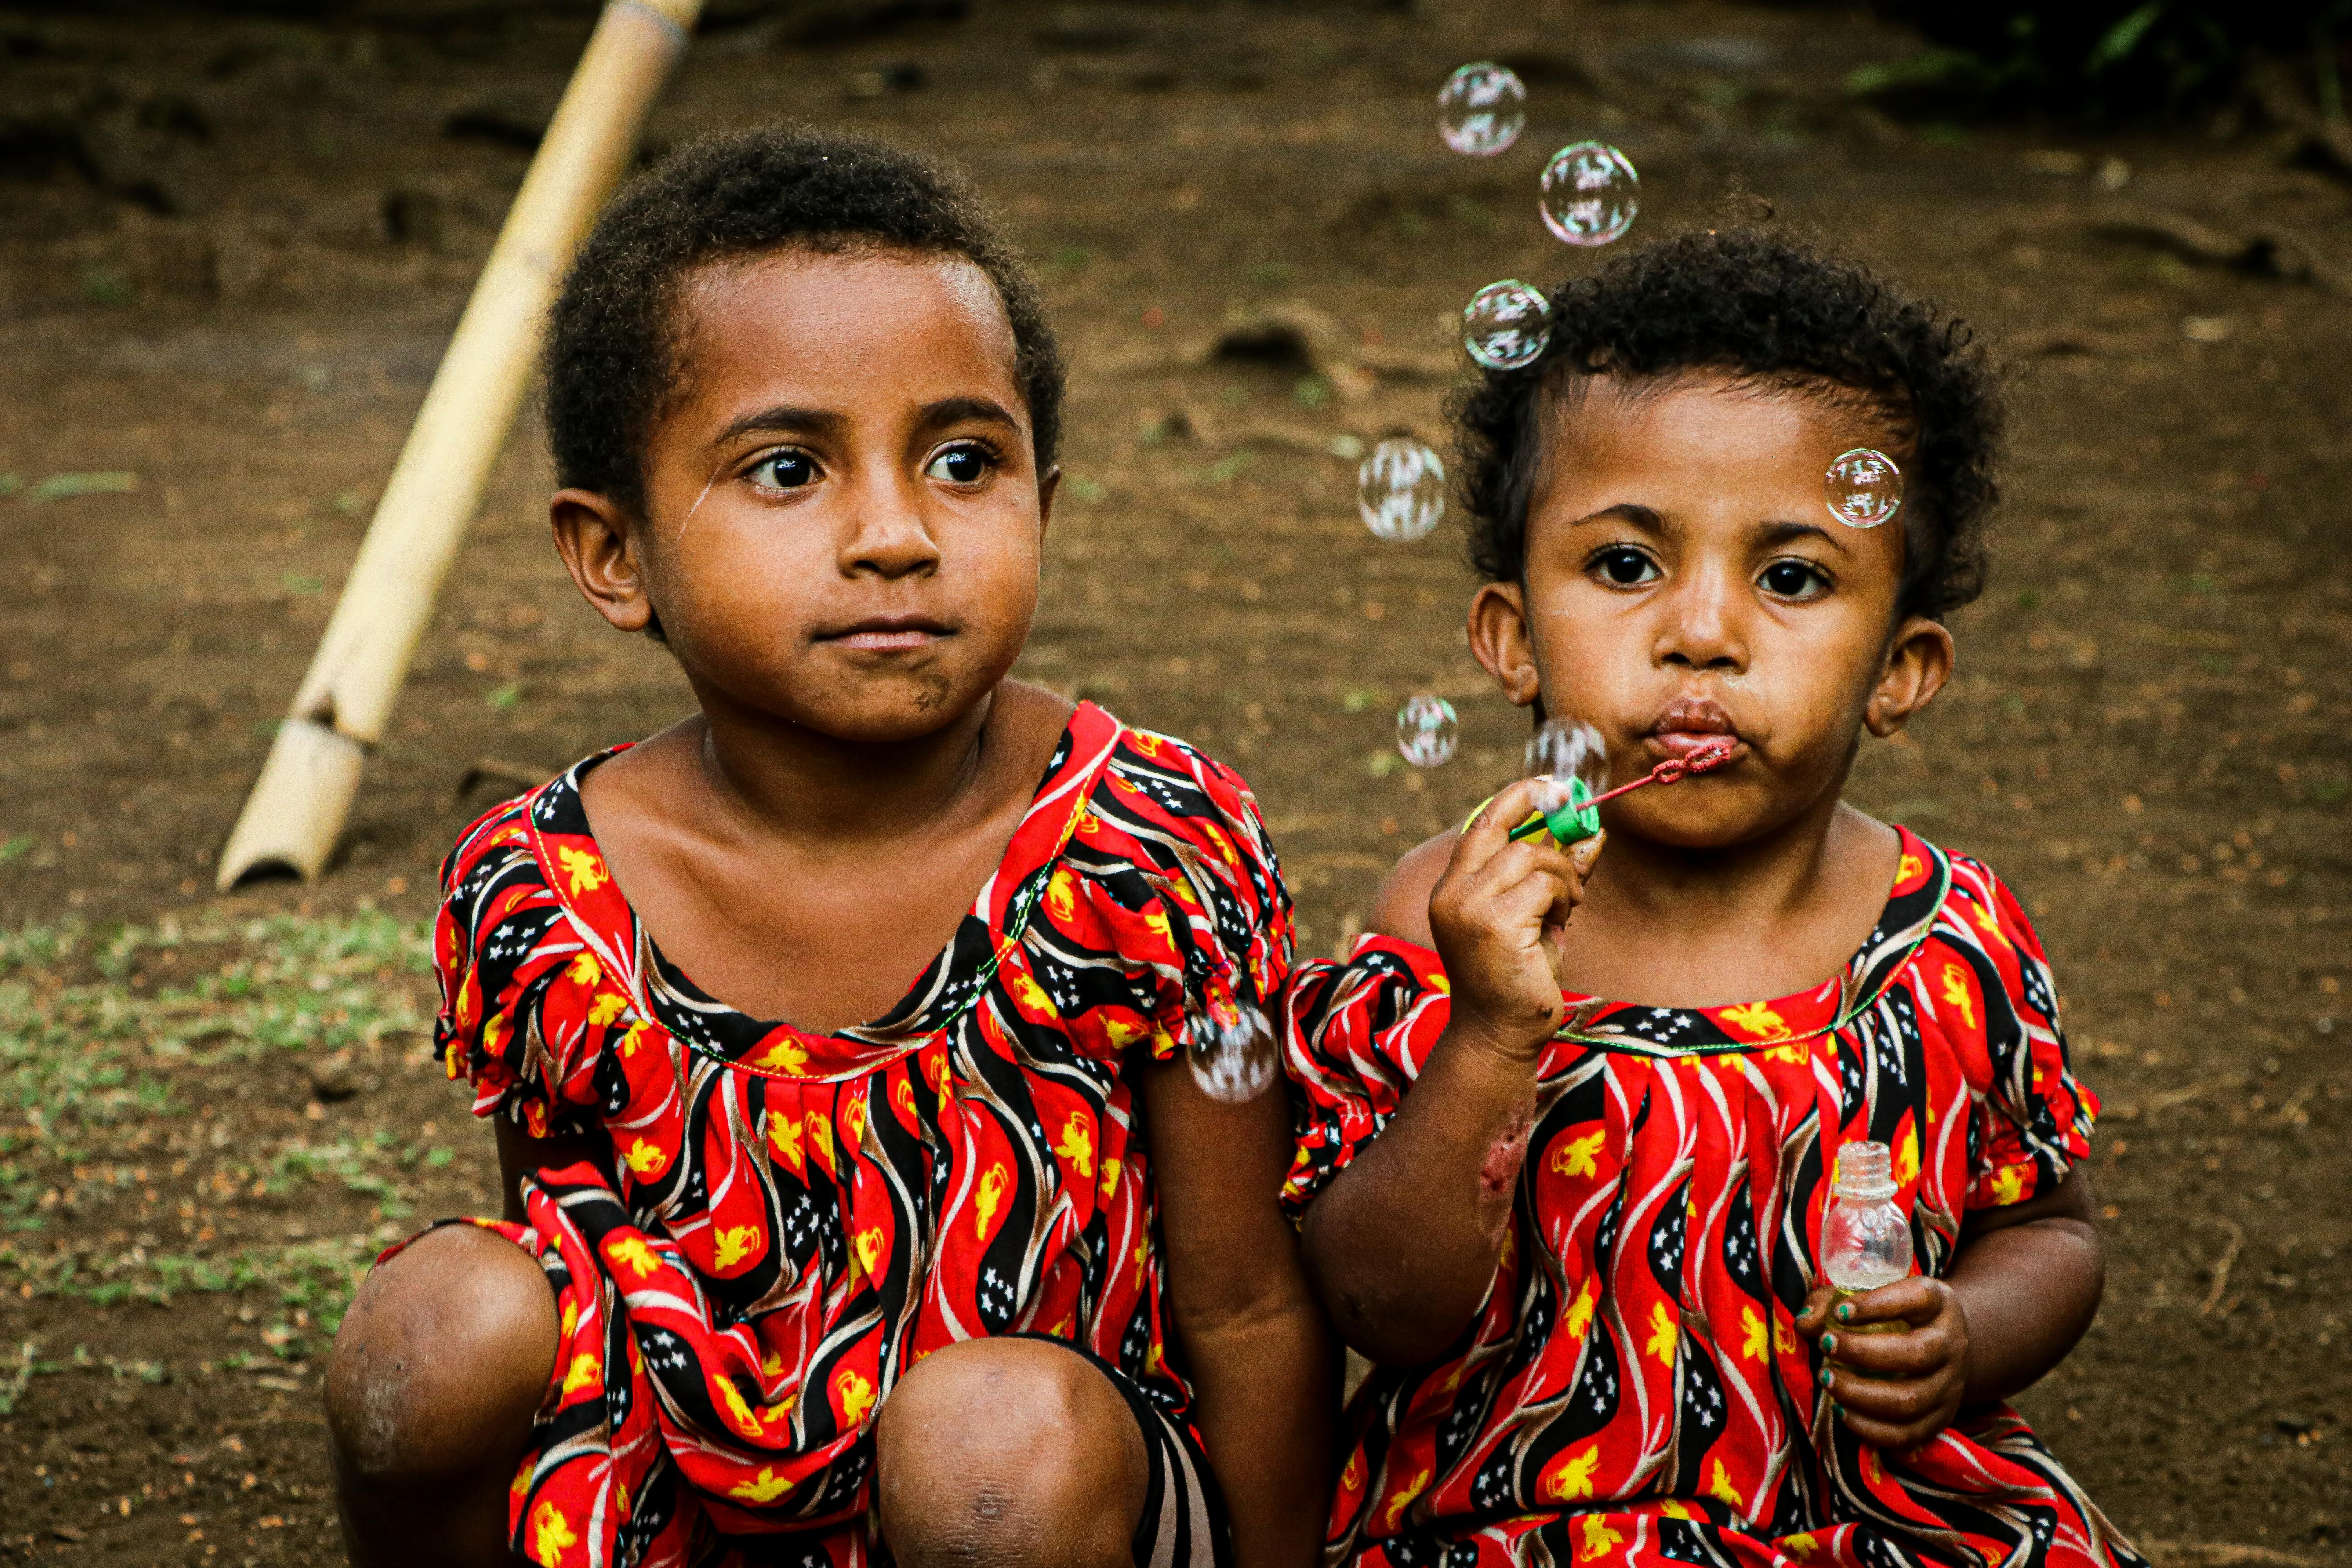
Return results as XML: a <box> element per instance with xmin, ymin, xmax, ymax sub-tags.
<box><xmin>1856</xmin><ymin>1</ymin><xmax>2349</xmax><ymax>120</ymax></box>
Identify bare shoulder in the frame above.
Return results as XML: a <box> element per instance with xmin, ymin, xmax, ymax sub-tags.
<box><xmin>1368</xmin><ymin>830</ymin><xmax>1458</xmax><ymax>948</ymax></box>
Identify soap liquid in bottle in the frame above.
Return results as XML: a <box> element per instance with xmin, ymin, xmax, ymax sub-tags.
<box><xmin>1820</xmin><ymin>1140</ymin><xmax>1913</xmax><ymax>1351</ymax></box>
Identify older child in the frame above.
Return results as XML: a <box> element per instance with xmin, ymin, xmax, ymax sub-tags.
<box><xmin>1282</xmin><ymin>232</ymin><xmax>2140</xmax><ymax>1568</ymax></box>
<box><xmin>324</xmin><ymin>127</ymin><xmax>1332</xmax><ymax>1568</ymax></box>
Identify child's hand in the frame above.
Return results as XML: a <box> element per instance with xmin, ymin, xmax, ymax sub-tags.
<box><xmin>1795</xmin><ymin>1279</ymin><xmax>1971</xmax><ymax>1450</ymax></box>
<box><xmin>1428</xmin><ymin>779</ymin><xmax>1602</xmax><ymax>1062</ymax></box>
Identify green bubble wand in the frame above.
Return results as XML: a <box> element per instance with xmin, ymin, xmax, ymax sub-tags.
<box><xmin>1490</xmin><ymin>738</ymin><xmax>1739</xmax><ymax>846</ymax></box>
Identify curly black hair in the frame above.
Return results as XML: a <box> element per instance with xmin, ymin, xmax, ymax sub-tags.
<box><xmin>542</xmin><ymin>123</ymin><xmax>1064</xmax><ymax>520</ymax></box>
<box><xmin>1448</xmin><ymin>228</ymin><xmax>2003</xmax><ymax>621</ymax></box>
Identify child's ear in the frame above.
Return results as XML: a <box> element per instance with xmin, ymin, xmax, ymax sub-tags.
<box><xmin>1468</xmin><ymin>581</ymin><xmax>1543</xmax><ymax>709</ymax></box>
<box><xmin>1866</xmin><ymin>614</ymin><xmax>1955</xmax><ymax>737</ymax></box>
<box><xmin>1036</xmin><ymin>464</ymin><xmax>1061</xmax><ymax>536</ymax></box>
<box><xmin>550</xmin><ymin>488</ymin><xmax>657</xmax><ymax>635</ymax></box>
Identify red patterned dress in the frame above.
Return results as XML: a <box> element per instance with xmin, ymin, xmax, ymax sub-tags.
<box><xmin>416</xmin><ymin>702</ymin><xmax>1289</xmax><ymax>1568</ymax></box>
<box><xmin>1281</xmin><ymin>831</ymin><xmax>2143</xmax><ymax>1568</ymax></box>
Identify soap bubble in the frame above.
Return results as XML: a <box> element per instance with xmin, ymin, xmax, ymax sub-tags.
<box><xmin>1397</xmin><ymin>694</ymin><xmax>1459</xmax><ymax>768</ymax></box>
<box><xmin>1437</xmin><ymin>62</ymin><xmax>1527</xmax><ymax>156</ymax></box>
<box><xmin>1525</xmin><ymin>717</ymin><xmax>1611</xmax><ymax>840</ymax></box>
<box><xmin>1824</xmin><ymin>448</ymin><xmax>1902</xmax><ymax>528</ymax></box>
<box><xmin>1186</xmin><ymin>995</ymin><xmax>1277</xmax><ymax>1104</ymax></box>
<box><xmin>1539</xmin><ymin>142</ymin><xmax>1639</xmax><ymax>246</ymax></box>
<box><xmin>1357</xmin><ymin>438</ymin><xmax>1446</xmax><ymax>541</ymax></box>
<box><xmin>1463</xmin><ymin>279</ymin><xmax>1552</xmax><ymax>372</ymax></box>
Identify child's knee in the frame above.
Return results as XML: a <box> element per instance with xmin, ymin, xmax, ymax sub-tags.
<box><xmin>325</xmin><ymin>1224</ymin><xmax>557</xmax><ymax>1488</ymax></box>
<box><xmin>875</xmin><ymin>1338</ymin><xmax>1146</xmax><ymax>1568</ymax></box>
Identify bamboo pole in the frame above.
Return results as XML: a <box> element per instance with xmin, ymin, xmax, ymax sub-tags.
<box><xmin>216</xmin><ymin>0</ymin><xmax>706</xmax><ymax>889</ymax></box>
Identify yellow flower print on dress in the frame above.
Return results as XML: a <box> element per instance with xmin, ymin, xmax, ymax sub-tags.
<box><xmin>1940</xmin><ymin>963</ymin><xmax>1977</xmax><ymax>1030</ymax></box>
<box><xmin>1383</xmin><ymin>1468</ymin><xmax>1431</xmax><ymax>1530</ymax></box>
<box><xmin>1577</xmin><ymin>1514</ymin><xmax>1625</xmax><ymax>1562</ymax></box>
<box><xmin>756</xmin><ymin>1038</ymin><xmax>809</xmax><ymax>1076</ymax></box>
<box><xmin>1741</xmin><ymin>1304</ymin><xmax>1769</xmax><ymax>1362</ymax></box>
<box><xmin>712</xmin><ymin>1225</ymin><xmax>762</xmax><ymax>1270</ymax></box>
<box><xmin>530</xmin><ymin>1501</ymin><xmax>577</xmax><ymax>1565</ymax></box>
<box><xmin>728</xmin><ymin>1466</ymin><xmax>793</xmax><ymax>1504</ymax></box>
<box><xmin>836</xmin><ymin>1367</ymin><xmax>877</xmax><ymax>1426</ymax></box>
<box><xmin>1564</xmin><ymin>1279</ymin><xmax>1597</xmax><ymax>1341</ymax></box>
<box><xmin>555</xmin><ymin>846</ymin><xmax>607</xmax><ymax>897</ymax></box>
<box><xmin>606</xmin><ymin>1236</ymin><xmax>663</xmax><ymax>1279</ymax></box>
<box><xmin>562</xmin><ymin>1351</ymin><xmax>601</xmax><ymax>1397</ymax></box>
<box><xmin>975</xmin><ymin>1162</ymin><xmax>1009</xmax><ymax>1238</ymax></box>
<box><xmin>1719</xmin><ymin>1000</ymin><xmax>1786</xmax><ymax>1038</ymax></box>
<box><xmin>1054</xmin><ymin>1112</ymin><xmax>1094</xmax><ymax>1179</ymax></box>
<box><xmin>1646</xmin><ymin>1302</ymin><xmax>1681</xmax><ymax>1365</ymax></box>
<box><xmin>1550</xmin><ymin>1129</ymin><xmax>1606</xmax><ymax>1179</ymax></box>
<box><xmin>1543</xmin><ymin>1444</ymin><xmax>1600</xmax><ymax>1501</ymax></box>
<box><xmin>853</xmin><ymin>1226</ymin><xmax>886</xmax><ymax>1282</ymax></box>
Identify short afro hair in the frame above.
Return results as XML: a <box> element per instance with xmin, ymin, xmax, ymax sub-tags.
<box><xmin>1448</xmin><ymin>228</ymin><xmax>2003</xmax><ymax>622</ymax></box>
<box><xmin>542</xmin><ymin>123</ymin><xmax>1064</xmax><ymax>518</ymax></box>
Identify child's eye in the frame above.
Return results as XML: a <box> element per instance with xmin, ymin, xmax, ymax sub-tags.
<box><xmin>924</xmin><ymin>443</ymin><xmax>996</xmax><ymax>485</ymax></box>
<box><xmin>1759</xmin><ymin>560</ymin><xmax>1830</xmax><ymax>600</ymax></box>
<box><xmin>749</xmin><ymin>450</ymin><xmax>816</xmax><ymax>490</ymax></box>
<box><xmin>1592</xmin><ymin>547</ymin><xmax>1659</xmax><ymax>588</ymax></box>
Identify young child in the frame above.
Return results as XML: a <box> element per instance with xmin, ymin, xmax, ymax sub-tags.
<box><xmin>324</xmin><ymin>126</ymin><xmax>1333</xmax><ymax>1568</ymax></box>
<box><xmin>1280</xmin><ymin>232</ymin><xmax>2141</xmax><ymax>1568</ymax></box>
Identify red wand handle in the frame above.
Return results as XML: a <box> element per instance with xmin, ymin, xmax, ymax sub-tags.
<box><xmin>1583</xmin><ymin>737</ymin><xmax>1737</xmax><ymax>809</ymax></box>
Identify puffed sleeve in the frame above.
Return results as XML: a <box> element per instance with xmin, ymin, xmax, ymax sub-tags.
<box><xmin>1279</xmin><ymin>936</ymin><xmax>1454</xmax><ymax>1218</ymax></box>
<box><xmin>433</xmin><ymin>798</ymin><xmax>609</xmax><ymax>1135</ymax></box>
<box><xmin>1034</xmin><ymin>731</ymin><xmax>1294</xmax><ymax>1065</ymax></box>
<box><xmin>1947</xmin><ymin>860</ymin><xmax>2098</xmax><ymax>1211</ymax></box>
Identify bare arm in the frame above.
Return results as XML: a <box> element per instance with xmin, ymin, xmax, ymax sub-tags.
<box><xmin>1797</xmin><ymin>1166</ymin><xmax>2105</xmax><ymax>1447</ymax></box>
<box><xmin>1141</xmin><ymin>1049</ymin><xmax>1336</xmax><ymax>1568</ymax></box>
<box><xmin>1299</xmin><ymin>785</ymin><xmax>1599</xmax><ymax>1367</ymax></box>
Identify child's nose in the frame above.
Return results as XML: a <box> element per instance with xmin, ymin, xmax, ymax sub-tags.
<box><xmin>839</xmin><ymin>472</ymin><xmax>941</xmax><ymax>578</ymax></box>
<box><xmin>1655</xmin><ymin>570</ymin><xmax>1748</xmax><ymax>671</ymax></box>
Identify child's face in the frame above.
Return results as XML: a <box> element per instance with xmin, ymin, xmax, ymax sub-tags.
<box><xmin>1469</xmin><ymin>373</ymin><xmax>1952</xmax><ymax>849</ymax></box>
<box><xmin>555</xmin><ymin>250</ymin><xmax>1051</xmax><ymax>744</ymax></box>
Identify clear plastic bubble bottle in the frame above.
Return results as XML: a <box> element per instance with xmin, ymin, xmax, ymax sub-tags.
<box><xmin>1821</xmin><ymin>1141</ymin><xmax>1913</xmax><ymax>1339</ymax></box>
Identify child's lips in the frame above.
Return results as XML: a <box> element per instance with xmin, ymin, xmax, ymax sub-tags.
<box><xmin>1651</xmin><ymin>730</ymin><xmax>1744</xmax><ymax>761</ymax></box>
<box><xmin>823</xmin><ymin>618</ymin><xmax>951</xmax><ymax>652</ymax></box>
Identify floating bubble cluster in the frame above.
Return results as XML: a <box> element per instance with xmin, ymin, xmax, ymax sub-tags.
<box><xmin>1186</xmin><ymin>995</ymin><xmax>1278</xmax><ymax>1103</ymax></box>
<box><xmin>1824</xmin><ymin>448</ymin><xmax>1902</xmax><ymax>529</ymax></box>
<box><xmin>1539</xmin><ymin>141</ymin><xmax>1640</xmax><ymax>246</ymax></box>
<box><xmin>1462</xmin><ymin>279</ymin><xmax>1553</xmax><ymax>371</ymax></box>
<box><xmin>1397</xmin><ymin>695</ymin><xmax>1459</xmax><ymax>768</ymax></box>
<box><xmin>1436</xmin><ymin>62</ymin><xmax>1527</xmax><ymax>156</ymax></box>
<box><xmin>1357</xmin><ymin>438</ymin><xmax>1447</xmax><ymax>541</ymax></box>
<box><xmin>1525</xmin><ymin>717</ymin><xmax>1611</xmax><ymax>839</ymax></box>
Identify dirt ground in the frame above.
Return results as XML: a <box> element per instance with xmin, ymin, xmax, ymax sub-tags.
<box><xmin>2</xmin><ymin>0</ymin><xmax>2347</xmax><ymax>1561</ymax></box>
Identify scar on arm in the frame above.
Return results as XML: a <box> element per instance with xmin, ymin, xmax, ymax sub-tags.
<box><xmin>1477</xmin><ymin>1100</ymin><xmax>1536</xmax><ymax>1201</ymax></box>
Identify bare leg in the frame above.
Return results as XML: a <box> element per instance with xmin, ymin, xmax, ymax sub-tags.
<box><xmin>875</xmin><ymin>1338</ymin><xmax>1151</xmax><ymax>1568</ymax></box>
<box><xmin>324</xmin><ymin>1223</ymin><xmax>558</xmax><ymax>1568</ymax></box>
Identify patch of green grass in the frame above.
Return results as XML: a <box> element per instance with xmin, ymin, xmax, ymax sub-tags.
<box><xmin>0</xmin><ymin>914</ymin><xmax>432</xmax><ymax>1266</ymax></box>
